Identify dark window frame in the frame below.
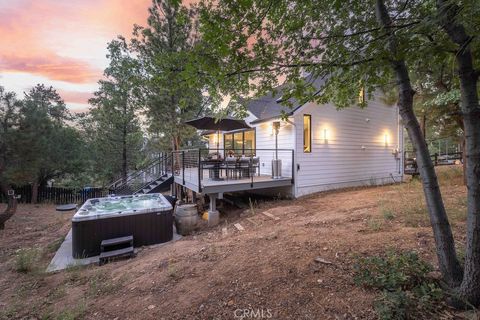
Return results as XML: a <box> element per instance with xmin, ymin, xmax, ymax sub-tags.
<box><xmin>303</xmin><ymin>114</ymin><xmax>312</xmax><ymax>153</ymax></box>
<box><xmin>223</xmin><ymin>128</ymin><xmax>256</xmax><ymax>156</ymax></box>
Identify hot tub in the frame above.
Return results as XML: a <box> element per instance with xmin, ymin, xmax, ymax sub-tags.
<box><xmin>72</xmin><ymin>193</ymin><xmax>173</xmax><ymax>258</ymax></box>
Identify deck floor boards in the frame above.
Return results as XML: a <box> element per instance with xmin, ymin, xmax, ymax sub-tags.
<box><xmin>174</xmin><ymin>168</ymin><xmax>292</xmax><ymax>193</ymax></box>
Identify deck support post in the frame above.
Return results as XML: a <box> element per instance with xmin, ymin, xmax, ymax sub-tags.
<box><xmin>207</xmin><ymin>193</ymin><xmax>220</xmax><ymax>226</ymax></box>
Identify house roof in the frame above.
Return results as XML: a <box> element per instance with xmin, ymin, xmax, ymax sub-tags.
<box><xmin>244</xmin><ymin>75</ymin><xmax>326</xmax><ymax>124</ymax></box>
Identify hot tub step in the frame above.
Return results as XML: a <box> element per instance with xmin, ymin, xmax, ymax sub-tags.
<box><xmin>99</xmin><ymin>246</ymin><xmax>134</xmax><ymax>265</ymax></box>
<box><xmin>101</xmin><ymin>235</ymin><xmax>133</xmax><ymax>248</ymax></box>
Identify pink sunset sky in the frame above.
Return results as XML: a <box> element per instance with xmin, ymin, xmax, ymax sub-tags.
<box><xmin>0</xmin><ymin>0</ymin><xmax>153</xmax><ymax>112</ymax></box>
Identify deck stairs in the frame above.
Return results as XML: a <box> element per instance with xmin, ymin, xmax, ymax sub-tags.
<box><xmin>108</xmin><ymin>154</ymin><xmax>173</xmax><ymax>196</ymax></box>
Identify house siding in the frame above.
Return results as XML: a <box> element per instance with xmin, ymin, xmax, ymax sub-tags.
<box><xmin>293</xmin><ymin>98</ymin><xmax>403</xmax><ymax>197</ymax></box>
<box><xmin>250</xmin><ymin>119</ymin><xmax>295</xmax><ymax>179</ymax></box>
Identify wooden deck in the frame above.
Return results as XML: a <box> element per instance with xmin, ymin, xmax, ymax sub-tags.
<box><xmin>174</xmin><ymin>167</ymin><xmax>293</xmax><ymax>194</ymax></box>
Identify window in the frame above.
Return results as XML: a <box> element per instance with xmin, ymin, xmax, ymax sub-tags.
<box><xmin>303</xmin><ymin>115</ymin><xmax>311</xmax><ymax>153</ymax></box>
<box><xmin>244</xmin><ymin>130</ymin><xmax>255</xmax><ymax>156</ymax></box>
<box><xmin>223</xmin><ymin>129</ymin><xmax>256</xmax><ymax>156</ymax></box>
<box><xmin>224</xmin><ymin>134</ymin><xmax>233</xmax><ymax>151</ymax></box>
<box><xmin>233</xmin><ymin>132</ymin><xmax>243</xmax><ymax>151</ymax></box>
<box><xmin>358</xmin><ymin>87</ymin><xmax>366</xmax><ymax>104</ymax></box>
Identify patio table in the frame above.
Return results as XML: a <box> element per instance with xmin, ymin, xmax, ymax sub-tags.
<box><xmin>202</xmin><ymin>159</ymin><xmax>224</xmax><ymax>181</ymax></box>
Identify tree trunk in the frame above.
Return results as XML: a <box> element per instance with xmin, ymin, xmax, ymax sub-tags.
<box><xmin>462</xmin><ymin>135</ymin><xmax>467</xmax><ymax>186</ymax></box>
<box><xmin>122</xmin><ymin>126</ymin><xmax>128</xmax><ymax>183</ymax></box>
<box><xmin>420</xmin><ymin>114</ymin><xmax>426</xmax><ymax>139</ymax></box>
<box><xmin>376</xmin><ymin>0</ymin><xmax>463</xmax><ymax>287</ymax></box>
<box><xmin>437</xmin><ymin>0</ymin><xmax>480</xmax><ymax>306</ymax></box>
<box><xmin>31</xmin><ymin>181</ymin><xmax>39</xmax><ymax>204</ymax></box>
<box><xmin>0</xmin><ymin>185</ymin><xmax>17</xmax><ymax>230</ymax></box>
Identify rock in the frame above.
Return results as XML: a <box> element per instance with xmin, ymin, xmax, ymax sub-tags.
<box><xmin>228</xmin><ymin>300</ymin><xmax>234</xmax><ymax>306</ymax></box>
<box><xmin>314</xmin><ymin>257</ymin><xmax>333</xmax><ymax>265</ymax></box>
<box><xmin>148</xmin><ymin>305</ymin><xmax>156</xmax><ymax>310</ymax></box>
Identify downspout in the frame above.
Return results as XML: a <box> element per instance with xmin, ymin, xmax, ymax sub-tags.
<box><xmin>398</xmin><ymin>104</ymin><xmax>405</xmax><ymax>182</ymax></box>
<box><xmin>287</xmin><ymin>117</ymin><xmax>298</xmax><ymax>198</ymax></box>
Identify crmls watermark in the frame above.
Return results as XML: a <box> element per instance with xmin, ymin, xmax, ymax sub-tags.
<box><xmin>233</xmin><ymin>308</ymin><xmax>273</xmax><ymax>319</ymax></box>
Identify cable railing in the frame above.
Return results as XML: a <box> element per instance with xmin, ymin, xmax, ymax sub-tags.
<box><xmin>172</xmin><ymin>148</ymin><xmax>294</xmax><ymax>192</ymax></box>
<box><xmin>109</xmin><ymin>153</ymin><xmax>173</xmax><ymax>195</ymax></box>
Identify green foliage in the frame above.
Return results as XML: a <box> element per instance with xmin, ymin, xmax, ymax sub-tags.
<box><xmin>84</xmin><ymin>39</ymin><xmax>145</xmax><ymax>185</ymax></box>
<box><xmin>382</xmin><ymin>209</ymin><xmax>396</xmax><ymax>221</ymax></box>
<box><xmin>195</xmin><ymin>0</ymin><xmax>478</xmax><ymax>146</ymax></box>
<box><xmin>54</xmin><ymin>302</ymin><xmax>86</xmax><ymax>320</ymax></box>
<box><xmin>367</xmin><ymin>217</ymin><xmax>383</xmax><ymax>232</ymax></box>
<box><xmin>354</xmin><ymin>251</ymin><xmax>432</xmax><ymax>291</ymax></box>
<box><xmin>0</xmin><ymin>85</ymin><xmax>88</xmax><ymax>191</ymax></box>
<box><xmin>354</xmin><ymin>251</ymin><xmax>444</xmax><ymax>319</ymax></box>
<box><xmin>14</xmin><ymin>248</ymin><xmax>41</xmax><ymax>273</ymax></box>
<box><xmin>130</xmin><ymin>0</ymin><xmax>208</xmax><ymax>151</ymax></box>
<box><xmin>47</xmin><ymin>237</ymin><xmax>65</xmax><ymax>253</ymax></box>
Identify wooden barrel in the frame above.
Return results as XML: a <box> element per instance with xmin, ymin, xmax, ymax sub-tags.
<box><xmin>175</xmin><ymin>204</ymin><xmax>198</xmax><ymax>236</ymax></box>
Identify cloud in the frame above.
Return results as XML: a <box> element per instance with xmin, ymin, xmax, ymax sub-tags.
<box><xmin>0</xmin><ymin>53</ymin><xmax>102</xmax><ymax>84</ymax></box>
<box><xmin>0</xmin><ymin>0</ymin><xmax>151</xmax><ymax>84</ymax></box>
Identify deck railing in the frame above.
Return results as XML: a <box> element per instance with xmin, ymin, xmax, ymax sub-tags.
<box><xmin>108</xmin><ymin>153</ymin><xmax>173</xmax><ymax>195</ymax></box>
<box><xmin>172</xmin><ymin>148</ymin><xmax>294</xmax><ymax>192</ymax></box>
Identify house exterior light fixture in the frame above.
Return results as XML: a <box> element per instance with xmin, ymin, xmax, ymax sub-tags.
<box><xmin>272</xmin><ymin>121</ymin><xmax>281</xmax><ymax>135</ymax></box>
<box><xmin>323</xmin><ymin>128</ymin><xmax>327</xmax><ymax>142</ymax></box>
<box><xmin>384</xmin><ymin>134</ymin><xmax>389</xmax><ymax>147</ymax></box>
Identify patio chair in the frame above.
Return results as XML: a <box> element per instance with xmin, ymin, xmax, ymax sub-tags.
<box><xmin>201</xmin><ymin>158</ymin><xmax>215</xmax><ymax>179</ymax></box>
<box><xmin>225</xmin><ymin>156</ymin><xmax>238</xmax><ymax>179</ymax></box>
<box><xmin>250</xmin><ymin>157</ymin><xmax>260</xmax><ymax>177</ymax></box>
<box><xmin>238</xmin><ymin>156</ymin><xmax>251</xmax><ymax>178</ymax></box>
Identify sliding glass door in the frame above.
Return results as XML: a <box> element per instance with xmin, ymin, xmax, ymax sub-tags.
<box><xmin>223</xmin><ymin>129</ymin><xmax>256</xmax><ymax>156</ymax></box>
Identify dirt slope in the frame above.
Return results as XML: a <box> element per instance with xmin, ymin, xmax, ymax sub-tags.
<box><xmin>0</xmin><ymin>167</ymin><xmax>469</xmax><ymax>319</ymax></box>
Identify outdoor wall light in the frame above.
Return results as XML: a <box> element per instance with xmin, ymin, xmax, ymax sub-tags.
<box><xmin>272</xmin><ymin>121</ymin><xmax>281</xmax><ymax>134</ymax></box>
<box><xmin>323</xmin><ymin>128</ymin><xmax>328</xmax><ymax>142</ymax></box>
<box><xmin>384</xmin><ymin>134</ymin><xmax>389</xmax><ymax>147</ymax></box>
<box><xmin>392</xmin><ymin>147</ymin><xmax>400</xmax><ymax>158</ymax></box>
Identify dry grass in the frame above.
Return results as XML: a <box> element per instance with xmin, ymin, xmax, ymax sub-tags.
<box><xmin>0</xmin><ymin>167</ymin><xmax>471</xmax><ymax>319</ymax></box>
<box><xmin>377</xmin><ymin>166</ymin><xmax>467</xmax><ymax>228</ymax></box>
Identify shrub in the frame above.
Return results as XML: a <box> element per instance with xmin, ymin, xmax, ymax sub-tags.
<box><xmin>354</xmin><ymin>251</ymin><xmax>444</xmax><ymax>319</ymax></box>
<box><xmin>354</xmin><ymin>251</ymin><xmax>432</xmax><ymax>291</ymax></box>
<box><xmin>55</xmin><ymin>302</ymin><xmax>86</xmax><ymax>320</ymax></box>
<box><xmin>14</xmin><ymin>248</ymin><xmax>40</xmax><ymax>273</ymax></box>
<box><xmin>367</xmin><ymin>218</ymin><xmax>383</xmax><ymax>232</ymax></box>
<box><xmin>47</xmin><ymin>237</ymin><xmax>65</xmax><ymax>253</ymax></box>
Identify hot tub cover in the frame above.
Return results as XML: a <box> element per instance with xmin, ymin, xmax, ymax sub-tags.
<box><xmin>72</xmin><ymin>193</ymin><xmax>173</xmax><ymax>222</ymax></box>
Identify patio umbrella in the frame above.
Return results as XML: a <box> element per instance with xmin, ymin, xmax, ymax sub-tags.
<box><xmin>185</xmin><ymin>116</ymin><xmax>251</xmax><ymax>153</ymax></box>
<box><xmin>185</xmin><ymin>116</ymin><xmax>251</xmax><ymax>131</ymax></box>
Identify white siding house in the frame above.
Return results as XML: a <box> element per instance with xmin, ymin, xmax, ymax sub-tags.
<box><xmin>228</xmin><ymin>90</ymin><xmax>404</xmax><ymax>198</ymax></box>
<box><xmin>196</xmin><ymin>73</ymin><xmax>404</xmax><ymax>200</ymax></box>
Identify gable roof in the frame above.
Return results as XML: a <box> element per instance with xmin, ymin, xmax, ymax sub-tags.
<box><xmin>243</xmin><ymin>75</ymin><xmax>326</xmax><ymax>124</ymax></box>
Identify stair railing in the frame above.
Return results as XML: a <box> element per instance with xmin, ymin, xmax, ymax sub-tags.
<box><xmin>108</xmin><ymin>154</ymin><xmax>173</xmax><ymax>195</ymax></box>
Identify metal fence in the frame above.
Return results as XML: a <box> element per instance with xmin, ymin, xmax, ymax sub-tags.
<box><xmin>0</xmin><ymin>185</ymin><xmax>108</xmax><ymax>205</ymax></box>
